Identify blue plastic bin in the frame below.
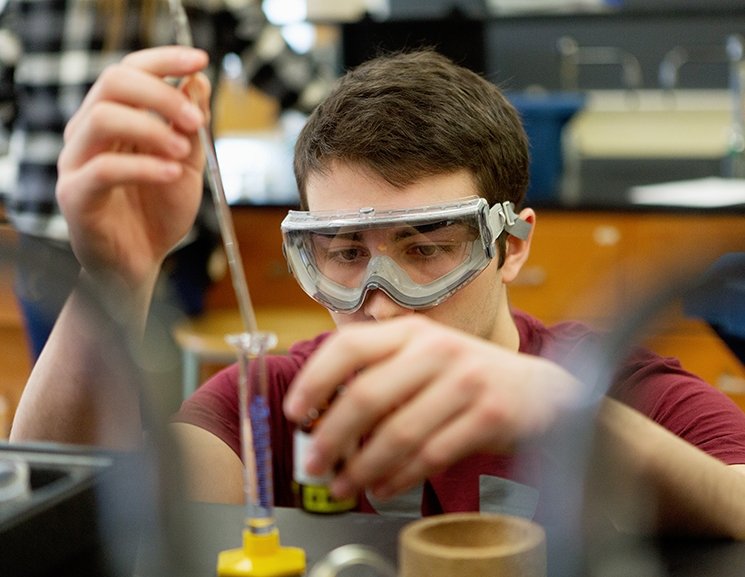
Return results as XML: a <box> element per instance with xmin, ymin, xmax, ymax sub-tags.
<box><xmin>507</xmin><ymin>92</ymin><xmax>585</xmax><ymax>204</ymax></box>
<box><xmin>684</xmin><ymin>253</ymin><xmax>745</xmax><ymax>365</ymax></box>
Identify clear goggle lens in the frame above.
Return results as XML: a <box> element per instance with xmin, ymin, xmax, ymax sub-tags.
<box><xmin>281</xmin><ymin>197</ymin><xmax>530</xmax><ymax>312</ymax></box>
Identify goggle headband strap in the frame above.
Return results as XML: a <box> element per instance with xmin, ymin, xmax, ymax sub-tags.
<box><xmin>483</xmin><ymin>201</ymin><xmax>531</xmax><ymax>259</ymax></box>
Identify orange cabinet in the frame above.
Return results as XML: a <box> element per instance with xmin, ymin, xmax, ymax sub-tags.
<box><xmin>509</xmin><ymin>209</ymin><xmax>745</xmax><ymax>403</ymax></box>
<box><xmin>0</xmin><ymin>224</ymin><xmax>32</xmax><ymax>437</ymax></box>
<box><xmin>205</xmin><ymin>206</ymin><xmax>317</xmax><ymax>310</ymax></box>
<box><xmin>509</xmin><ymin>211</ymin><xmax>630</xmax><ymax>325</ymax></box>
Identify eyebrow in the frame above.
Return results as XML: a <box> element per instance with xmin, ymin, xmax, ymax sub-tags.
<box><xmin>316</xmin><ymin>220</ymin><xmax>459</xmax><ymax>240</ymax></box>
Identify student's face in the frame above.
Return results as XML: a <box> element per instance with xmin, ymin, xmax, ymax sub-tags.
<box><xmin>304</xmin><ymin>162</ymin><xmax>510</xmax><ymax>342</ymax></box>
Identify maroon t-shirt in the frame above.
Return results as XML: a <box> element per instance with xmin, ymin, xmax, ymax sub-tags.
<box><xmin>174</xmin><ymin>310</ymin><xmax>745</xmax><ymax>516</ymax></box>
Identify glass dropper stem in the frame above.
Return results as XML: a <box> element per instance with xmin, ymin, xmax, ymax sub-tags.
<box><xmin>169</xmin><ymin>0</ymin><xmax>258</xmax><ymax>334</ymax></box>
<box><xmin>198</xmin><ymin>127</ymin><xmax>259</xmax><ymax>333</ymax></box>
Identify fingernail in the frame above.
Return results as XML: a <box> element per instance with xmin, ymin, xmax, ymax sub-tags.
<box><xmin>161</xmin><ymin>161</ymin><xmax>181</xmax><ymax>178</ymax></box>
<box><xmin>304</xmin><ymin>445</ymin><xmax>324</xmax><ymax>476</ymax></box>
<box><xmin>180</xmin><ymin>102</ymin><xmax>203</xmax><ymax>127</ymax></box>
<box><xmin>283</xmin><ymin>394</ymin><xmax>302</xmax><ymax>419</ymax></box>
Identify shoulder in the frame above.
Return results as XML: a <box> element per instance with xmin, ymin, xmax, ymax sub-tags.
<box><xmin>611</xmin><ymin>346</ymin><xmax>727</xmax><ymax>413</ymax></box>
<box><xmin>513</xmin><ymin>308</ymin><xmax>601</xmax><ymax>364</ymax></box>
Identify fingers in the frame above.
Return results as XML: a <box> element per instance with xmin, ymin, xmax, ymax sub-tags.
<box><xmin>304</xmin><ymin>329</ymin><xmax>456</xmax><ymax>478</ymax></box>
<box><xmin>353</xmin><ymin>359</ymin><xmax>580</xmax><ymax>501</ymax></box>
<box><xmin>58</xmin><ymin>47</ymin><xmax>209</xmax><ymax>204</ymax></box>
<box><xmin>57</xmin><ymin>98</ymin><xmax>195</xmax><ymax>210</ymax></box>
<box><xmin>283</xmin><ymin>316</ymin><xmax>426</xmax><ymax>421</ymax></box>
<box><xmin>62</xmin><ymin>101</ymin><xmax>190</xmax><ymax>164</ymax></box>
<box><xmin>328</xmin><ymin>346</ymin><xmax>504</xmax><ymax>500</ymax></box>
<box><xmin>286</xmin><ymin>315</ymin><xmax>583</xmax><ymax>503</ymax></box>
<box><xmin>120</xmin><ymin>45</ymin><xmax>208</xmax><ymax>76</ymax></box>
<box><xmin>359</xmin><ymin>411</ymin><xmax>482</xmax><ymax>500</ymax></box>
<box><xmin>55</xmin><ymin>46</ymin><xmax>212</xmax><ymax>288</ymax></box>
<box><xmin>64</xmin><ymin>46</ymin><xmax>208</xmax><ymax>154</ymax></box>
<box><xmin>329</xmin><ymin>370</ymin><xmax>471</xmax><ymax>500</ymax></box>
<box><xmin>285</xmin><ymin>316</ymin><xmax>486</xmax><ymax>494</ymax></box>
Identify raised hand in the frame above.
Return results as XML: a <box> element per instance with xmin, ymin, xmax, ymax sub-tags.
<box><xmin>284</xmin><ymin>315</ymin><xmax>581</xmax><ymax>501</ymax></box>
<box><xmin>56</xmin><ymin>46</ymin><xmax>211</xmax><ymax>291</ymax></box>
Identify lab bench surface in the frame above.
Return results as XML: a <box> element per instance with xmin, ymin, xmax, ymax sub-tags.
<box><xmin>152</xmin><ymin>501</ymin><xmax>745</xmax><ymax>577</ymax></box>
<box><xmin>3</xmin><ymin>442</ymin><xmax>745</xmax><ymax>577</ymax></box>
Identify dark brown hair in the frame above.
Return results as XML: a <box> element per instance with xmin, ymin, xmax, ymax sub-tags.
<box><xmin>293</xmin><ymin>49</ymin><xmax>530</xmax><ymax>211</ymax></box>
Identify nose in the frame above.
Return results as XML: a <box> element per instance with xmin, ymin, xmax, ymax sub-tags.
<box><xmin>360</xmin><ymin>289</ymin><xmax>413</xmax><ymax>321</ymax></box>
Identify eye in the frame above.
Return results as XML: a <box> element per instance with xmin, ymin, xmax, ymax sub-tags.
<box><xmin>409</xmin><ymin>243</ymin><xmax>445</xmax><ymax>258</ymax></box>
<box><xmin>329</xmin><ymin>246</ymin><xmax>367</xmax><ymax>263</ymax></box>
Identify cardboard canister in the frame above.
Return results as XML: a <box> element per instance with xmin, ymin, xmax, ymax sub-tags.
<box><xmin>399</xmin><ymin>512</ymin><xmax>546</xmax><ymax>577</ymax></box>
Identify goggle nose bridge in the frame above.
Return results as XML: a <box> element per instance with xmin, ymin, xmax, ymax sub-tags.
<box><xmin>364</xmin><ymin>254</ymin><xmax>417</xmax><ymax>286</ymax></box>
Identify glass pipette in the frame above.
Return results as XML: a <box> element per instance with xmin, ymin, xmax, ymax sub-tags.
<box><xmin>168</xmin><ymin>3</ymin><xmax>305</xmax><ymax>574</ymax></box>
<box><xmin>168</xmin><ymin>0</ymin><xmax>258</xmax><ymax>335</ymax></box>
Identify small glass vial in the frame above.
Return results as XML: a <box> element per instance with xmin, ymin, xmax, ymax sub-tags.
<box><xmin>293</xmin><ymin>406</ymin><xmax>357</xmax><ymax>514</ymax></box>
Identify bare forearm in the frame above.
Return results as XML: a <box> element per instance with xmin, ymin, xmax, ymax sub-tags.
<box><xmin>170</xmin><ymin>423</ymin><xmax>245</xmax><ymax>504</ymax></box>
<box><xmin>10</xmin><ymin>276</ymin><xmax>153</xmax><ymax>449</ymax></box>
<box><xmin>595</xmin><ymin>398</ymin><xmax>745</xmax><ymax>539</ymax></box>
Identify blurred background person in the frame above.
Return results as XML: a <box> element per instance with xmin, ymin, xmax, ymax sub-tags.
<box><xmin>0</xmin><ymin>0</ymin><xmax>329</xmax><ymax>407</ymax></box>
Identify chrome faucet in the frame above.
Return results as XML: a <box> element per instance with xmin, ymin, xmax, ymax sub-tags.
<box><xmin>658</xmin><ymin>35</ymin><xmax>745</xmax><ymax>178</ymax></box>
<box><xmin>557</xmin><ymin>35</ymin><xmax>643</xmax><ymax>93</ymax></box>
<box><xmin>658</xmin><ymin>45</ymin><xmax>728</xmax><ymax>91</ymax></box>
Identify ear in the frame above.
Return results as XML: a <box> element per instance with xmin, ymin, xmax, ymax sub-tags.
<box><xmin>500</xmin><ymin>208</ymin><xmax>535</xmax><ymax>284</ymax></box>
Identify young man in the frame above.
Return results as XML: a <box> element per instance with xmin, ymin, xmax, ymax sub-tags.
<box><xmin>10</xmin><ymin>46</ymin><xmax>745</xmax><ymax>538</ymax></box>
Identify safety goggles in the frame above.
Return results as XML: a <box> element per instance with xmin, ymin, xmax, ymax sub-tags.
<box><xmin>281</xmin><ymin>196</ymin><xmax>531</xmax><ymax>313</ymax></box>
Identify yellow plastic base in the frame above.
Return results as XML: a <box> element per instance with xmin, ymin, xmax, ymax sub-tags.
<box><xmin>217</xmin><ymin>527</ymin><xmax>306</xmax><ymax>577</ymax></box>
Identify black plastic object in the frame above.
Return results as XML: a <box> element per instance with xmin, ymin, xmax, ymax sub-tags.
<box><xmin>0</xmin><ymin>443</ymin><xmax>143</xmax><ymax>577</ymax></box>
